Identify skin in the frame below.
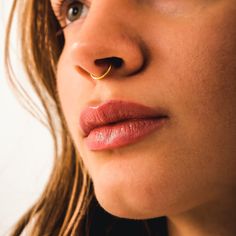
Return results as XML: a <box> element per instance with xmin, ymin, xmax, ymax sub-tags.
<box><xmin>51</xmin><ymin>0</ymin><xmax>236</xmax><ymax>235</ymax></box>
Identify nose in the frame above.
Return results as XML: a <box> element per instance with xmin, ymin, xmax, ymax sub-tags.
<box><xmin>68</xmin><ymin>1</ymin><xmax>146</xmax><ymax>80</ymax></box>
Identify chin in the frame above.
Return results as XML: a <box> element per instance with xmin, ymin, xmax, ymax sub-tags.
<box><xmin>92</xmin><ymin>174</ymin><xmax>210</xmax><ymax>221</ymax></box>
<box><xmin>93</xmin><ymin>183</ymin><xmax>167</xmax><ymax>220</ymax></box>
<box><xmin>96</xmin><ymin>197</ymin><xmax>167</xmax><ymax>220</ymax></box>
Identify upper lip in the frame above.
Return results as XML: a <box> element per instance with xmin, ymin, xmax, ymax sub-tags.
<box><xmin>79</xmin><ymin>100</ymin><xmax>169</xmax><ymax>137</ymax></box>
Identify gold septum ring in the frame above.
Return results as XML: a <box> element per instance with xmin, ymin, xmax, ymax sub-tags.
<box><xmin>90</xmin><ymin>65</ymin><xmax>112</xmax><ymax>80</ymax></box>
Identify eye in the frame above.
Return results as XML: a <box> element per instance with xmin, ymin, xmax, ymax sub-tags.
<box><xmin>66</xmin><ymin>2</ymin><xmax>86</xmax><ymax>23</ymax></box>
<box><xmin>54</xmin><ymin>0</ymin><xmax>89</xmax><ymax>36</ymax></box>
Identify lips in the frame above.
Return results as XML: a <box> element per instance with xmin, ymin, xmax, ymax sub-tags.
<box><xmin>79</xmin><ymin>100</ymin><xmax>168</xmax><ymax>150</ymax></box>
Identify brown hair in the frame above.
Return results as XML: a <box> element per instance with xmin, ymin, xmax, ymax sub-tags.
<box><xmin>5</xmin><ymin>0</ymin><xmax>167</xmax><ymax>235</ymax></box>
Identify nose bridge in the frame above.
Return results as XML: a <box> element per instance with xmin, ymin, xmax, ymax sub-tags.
<box><xmin>69</xmin><ymin>0</ymin><xmax>146</xmax><ymax>79</ymax></box>
<box><xmin>80</xmin><ymin>0</ymin><xmax>129</xmax><ymax>43</ymax></box>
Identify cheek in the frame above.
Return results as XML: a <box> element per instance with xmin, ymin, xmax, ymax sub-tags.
<box><xmin>157</xmin><ymin>2</ymin><xmax>236</xmax><ymax>124</ymax></box>
<box><xmin>163</xmin><ymin>8</ymin><xmax>236</xmax><ymax>190</ymax></box>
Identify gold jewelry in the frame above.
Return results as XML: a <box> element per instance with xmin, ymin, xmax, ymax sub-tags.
<box><xmin>90</xmin><ymin>65</ymin><xmax>112</xmax><ymax>80</ymax></box>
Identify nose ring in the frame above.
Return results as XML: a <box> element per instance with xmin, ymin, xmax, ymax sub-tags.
<box><xmin>90</xmin><ymin>65</ymin><xmax>112</xmax><ymax>80</ymax></box>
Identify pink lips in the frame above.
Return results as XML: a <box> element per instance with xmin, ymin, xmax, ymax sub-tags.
<box><xmin>79</xmin><ymin>100</ymin><xmax>168</xmax><ymax>150</ymax></box>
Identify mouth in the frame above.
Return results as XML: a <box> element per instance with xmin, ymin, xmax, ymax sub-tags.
<box><xmin>79</xmin><ymin>100</ymin><xmax>169</xmax><ymax>150</ymax></box>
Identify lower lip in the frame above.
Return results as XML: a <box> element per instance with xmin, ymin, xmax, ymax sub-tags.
<box><xmin>85</xmin><ymin>118</ymin><xmax>167</xmax><ymax>151</ymax></box>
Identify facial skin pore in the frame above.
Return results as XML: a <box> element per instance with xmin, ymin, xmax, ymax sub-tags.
<box><xmin>51</xmin><ymin>0</ymin><xmax>236</xmax><ymax>235</ymax></box>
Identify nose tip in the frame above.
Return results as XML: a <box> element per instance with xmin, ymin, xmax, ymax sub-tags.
<box><xmin>69</xmin><ymin>21</ymin><xmax>146</xmax><ymax>80</ymax></box>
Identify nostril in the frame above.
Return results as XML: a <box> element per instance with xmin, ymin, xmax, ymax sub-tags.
<box><xmin>110</xmin><ymin>57</ymin><xmax>123</xmax><ymax>69</ymax></box>
<box><xmin>95</xmin><ymin>57</ymin><xmax>123</xmax><ymax>69</ymax></box>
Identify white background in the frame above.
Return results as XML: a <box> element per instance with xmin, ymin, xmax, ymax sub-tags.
<box><xmin>0</xmin><ymin>1</ymin><xmax>53</xmax><ymax>235</ymax></box>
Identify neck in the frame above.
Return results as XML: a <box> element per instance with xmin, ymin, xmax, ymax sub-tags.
<box><xmin>167</xmin><ymin>190</ymin><xmax>236</xmax><ymax>236</ymax></box>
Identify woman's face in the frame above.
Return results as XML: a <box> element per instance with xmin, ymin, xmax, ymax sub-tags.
<box><xmin>51</xmin><ymin>0</ymin><xmax>236</xmax><ymax>219</ymax></box>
